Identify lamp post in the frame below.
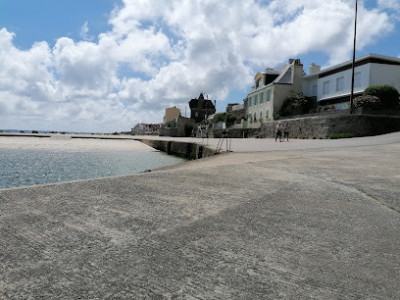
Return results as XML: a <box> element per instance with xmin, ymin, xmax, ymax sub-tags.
<box><xmin>350</xmin><ymin>0</ymin><xmax>358</xmax><ymax>114</ymax></box>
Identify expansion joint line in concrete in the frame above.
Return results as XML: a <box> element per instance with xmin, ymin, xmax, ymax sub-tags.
<box><xmin>282</xmin><ymin>169</ymin><xmax>400</xmax><ymax>216</ymax></box>
<box><xmin>356</xmin><ymin>188</ymin><xmax>400</xmax><ymax>215</ymax></box>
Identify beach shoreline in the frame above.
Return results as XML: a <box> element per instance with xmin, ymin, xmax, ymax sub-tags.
<box><xmin>0</xmin><ymin>133</ymin><xmax>155</xmax><ymax>151</ymax></box>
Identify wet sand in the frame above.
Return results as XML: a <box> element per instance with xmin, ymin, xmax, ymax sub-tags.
<box><xmin>0</xmin><ymin>134</ymin><xmax>155</xmax><ymax>151</ymax></box>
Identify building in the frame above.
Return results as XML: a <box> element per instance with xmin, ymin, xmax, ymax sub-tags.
<box><xmin>163</xmin><ymin>107</ymin><xmax>181</xmax><ymax>123</ymax></box>
<box><xmin>131</xmin><ymin>123</ymin><xmax>160</xmax><ymax>135</ymax></box>
<box><xmin>189</xmin><ymin>93</ymin><xmax>216</xmax><ymax>123</ymax></box>
<box><xmin>302</xmin><ymin>53</ymin><xmax>400</xmax><ymax>110</ymax></box>
<box><xmin>245</xmin><ymin>59</ymin><xmax>304</xmax><ymax>127</ymax></box>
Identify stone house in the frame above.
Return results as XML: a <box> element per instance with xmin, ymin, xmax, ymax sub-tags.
<box><xmin>245</xmin><ymin>59</ymin><xmax>304</xmax><ymax>128</ymax></box>
<box><xmin>189</xmin><ymin>93</ymin><xmax>216</xmax><ymax>123</ymax></box>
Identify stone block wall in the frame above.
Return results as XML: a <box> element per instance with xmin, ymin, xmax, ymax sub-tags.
<box><xmin>137</xmin><ymin>139</ymin><xmax>216</xmax><ymax>160</ymax></box>
<box><xmin>259</xmin><ymin>114</ymin><xmax>400</xmax><ymax>139</ymax></box>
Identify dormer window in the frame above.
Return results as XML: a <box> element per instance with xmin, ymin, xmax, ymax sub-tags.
<box><xmin>256</xmin><ymin>78</ymin><xmax>261</xmax><ymax>88</ymax></box>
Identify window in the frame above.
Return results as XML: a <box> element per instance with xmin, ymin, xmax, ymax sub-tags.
<box><xmin>323</xmin><ymin>81</ymin><xmax>330</xmax><ymax>94</ymax></box>
<box><xmin>354</xmin><ymin>72</ymin><xmax>361</xmax><ymax>87</ymax></box>
<box><xmin>266</xmin><ymin>89</ymin><xmax>271</xmax><ymax>101</ymax></box>
<box><xmin>312</xmin><ymin>84</ymin><xmax>318</xmax><ymax>96</ymax></box>
<box><xmin>248</xmin><ymin>97</ymin><xmax>252</xmax><ymax>107</ymax></box>
<box><xmin>266</xmin><ymin>110</ymin><xmax>269</xmax><ymax>119</ymax></box>
<box><xmin>259</xmin><ymin>92</ymin><xmax>264</xmax><ymax>103</ymax></box>
<box><xmin>255</xmin><ymin>94</ymin><xmax>258</xmax><ymax>105</ymax></box>
<box><xmin>336</xmin><ymin>76</ymin><xmax>344</xmax><ymax>91</ymax></box>
<box><xmin>259</xmin><ymin>111</ymin><xmax>263</xmax><ymax>120</ymax></box>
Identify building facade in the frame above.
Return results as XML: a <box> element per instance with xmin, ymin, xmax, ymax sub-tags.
<box><xmin>131</xmin><ymin>123</ymin><xmax>160</xmax><ymax>135</ymax></box>
<box><xmin>245</xmin><ymin>59</ymin><xmax>304</xmax><ymax>128</ymax></box>
<box><xmin>164</xmin><ymin>107</ymin><xmax>181</xmax><ymax>124</ymax></box>
<box><xmin>189</xmin><ymin>93</ymin><xmax>216</xmax><ymax>123</ymax></box>
<box><xmin>302</xmin><ymin>53</ymin><xmax>400</xmax><ymax>109</ymax></box>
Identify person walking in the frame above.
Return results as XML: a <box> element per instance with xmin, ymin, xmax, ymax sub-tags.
<box><xmin>275</xmin><ymin>122</ymin><xmax>282</xmax><ymax>142</ymax></box>
<box><xmin>283</xmin><ymin>122</ymin><xmax>289</xmax><ymax>142</ymax></box>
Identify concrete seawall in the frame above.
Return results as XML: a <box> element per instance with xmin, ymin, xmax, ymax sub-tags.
<box><xmin>1</xmin><ymin>133</ymin><xmax>400</xmax><ymax>299</ymax></box>
<box><xmin>137</xmin><ymin>138</ymin><xmax>217</xmax><ymax>159</ymax></box>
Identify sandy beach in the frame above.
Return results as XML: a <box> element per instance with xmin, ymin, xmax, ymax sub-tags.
<box><xmin>0</xmin><ymin>134</ymin><xmax>155</xmax><ymax>151</ymax></box>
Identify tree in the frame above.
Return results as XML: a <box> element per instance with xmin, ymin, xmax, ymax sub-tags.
<box><xmin>211</xmin><ymin>113</ymin><xmax>238</xmax><ymax>126</ymax></box>
<box><xmin>279</xmin><ymin>92</ymin><xmax>317</xmax><ymax>117</ymax></box>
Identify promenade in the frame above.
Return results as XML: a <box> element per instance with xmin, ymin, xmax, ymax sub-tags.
<box><xmin>1</xmin><ymin>133</ymin><xmax>400</xmax><ymax>299</ymax></box>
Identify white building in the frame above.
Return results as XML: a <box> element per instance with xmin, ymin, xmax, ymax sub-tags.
<box><xmin>245</xmin><ymin>59</ymin><xmax>304</xmax><ymax>127</ymax></box>
<box><xmin>302</xmin><ymin>53</ymin><xmax>400</xmax><ymax>110</ymax></box>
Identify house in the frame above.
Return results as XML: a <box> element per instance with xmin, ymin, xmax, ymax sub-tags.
<box><xmin>302</xmin><ymin>53</ymin><xmax>400</xmax><ymax>110</ymax></box>
<box><xmin>164</xmin><ymin>106</ymin><xmax>181</xmax><ymax>123</ymax></box>
<box><xmin>131</xmin><ymin>123</ymin><xmax>160</xmax><ymax>135</ymax></box>
<box><xmin>245</xmin><ymin>58</ymin><xmax>304</xmax><ymax>127</ymax></box>
<box><xmin>189</xmin><ymin>93</ymin><xmax>216</xmax><ymax>123</ymax></box>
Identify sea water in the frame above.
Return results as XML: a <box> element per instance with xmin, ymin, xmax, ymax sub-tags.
<box><xmin>0</xmin><ymin>149</ymin><xmax>185</xmax><ymax>189</ymax></box>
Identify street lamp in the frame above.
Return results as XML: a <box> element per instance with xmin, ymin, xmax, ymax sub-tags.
<box><xmin>350</xmin><ymin>0</ymin><xmax>358</xmax><ymax>114</ymax></box>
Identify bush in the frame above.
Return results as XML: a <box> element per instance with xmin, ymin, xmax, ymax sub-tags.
<box><xmin>353</xmin><ymin>95</ymin><xmax>382</xmax><ymax>109</ymax></box>
<box><xmin>211</xmin><ymin>113</ymin><xmax>238</xmax><ymax>126</ymax></box>
<box><xmin>211</xmin><ymin>113</ymin><xmax>226</xmax><ymax>123</ymax></box>
<box><xmin>279</xmin><ymin>92</ymin><xmax>317</xmax><ymax>117</ymax></box>
<box><xmin>363</xmin><ymin>85</ymin><xmax>400</xmax><ymax>109</ymax></box>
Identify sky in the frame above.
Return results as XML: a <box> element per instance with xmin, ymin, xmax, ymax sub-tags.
<box><xmin>0</xmin><ymin>0</ymin><xmax>399</xmax><ymax>133</ymax></box>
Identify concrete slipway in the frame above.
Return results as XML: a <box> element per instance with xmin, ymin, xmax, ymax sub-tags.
<box><xmin>1</xmin><ymin>133</ymin><xmax>400</xmax><ymax>299</ymax></box>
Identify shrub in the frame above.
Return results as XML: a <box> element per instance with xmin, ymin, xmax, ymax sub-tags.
<box><xmin>211</xmin><ymin>113</ymin><xmax>238</xmax><ymax>126</ymax></box>
<box><xmin>363</xmin><ymin>85</ymin><xmax>400</xmax><ymax>109</ymax></box>
<box><xmin>211</xmin><ymin>113</ymin><xmax>226</xmax><ymax>123</ymax></box>
<box><xmin>279</xmin><ymin>92</ymin><xmax>317</xmax><ymax>117</ymax></box>
<box><xmin>353</xmin><ymin>95</ymin><xmax>382</xmax><ymax>109</ymax></box>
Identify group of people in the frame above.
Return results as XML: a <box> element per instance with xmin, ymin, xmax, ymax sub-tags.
<box><xmin>275</xmin><ymin>122</ymin><xmax>289</xmax><ymax>142</ymax></box>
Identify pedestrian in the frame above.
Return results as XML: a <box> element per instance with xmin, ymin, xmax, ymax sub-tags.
<box><xmin>283</xmin><ymin>122</ymin><xmax>289</xmax><ymax>142</ymax></box>
<box><xmin>275</xmin><ymin>122</ymin><xmax>282</xmax><ymax>142</ymax></box>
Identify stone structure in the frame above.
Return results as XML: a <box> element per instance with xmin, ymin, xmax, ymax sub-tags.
<box><xmin>259</xmin><ymin>114</ymin><xmax>400</xmax><ymax>139</ymax></box>
<box><xmin>163</xmin><ymin>107</ymin><xmax>181</xmax><ymax>123</ymax></box>
<box><xmin>131</xmin><ymin>123</ymin><xmax>160</xmax><ymax>135</ymax></box>
<box><xmin>137</xmin><ymin>139</ymin><xmax>216</xmax><ymax>159</ymax></box>
<box><xmin>245</xmin><ymin>59</ymin><xmax>304</xmax><ymax>128</ymax></box>
<box><xmin>159</xmin><ymin>116</ymin><xmax>195</xmax><ymax>137</ymax></box>
<box><xmin>189</xmin><ymin>93</ymin><xmax>216</xmax><ymax>123</ymax></box>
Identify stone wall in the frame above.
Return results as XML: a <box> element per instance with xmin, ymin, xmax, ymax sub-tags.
<box><xmin>213</xmin><ymin>128</ymin><xmax>261</xmax><ymax>138</ymax></box>
<box><xmin>137</xmin><ymin>139</ymin><xmax>216</xmax><ymax>160</ymax></box>
<box><xmin>160</xmin><ymin>117</ymin><xmax>195</xmax><ymax>137</ymax></box>
<box><xmin>259</xmin><ymin>114</ymin><xmax>400</xmax><ymax>139</ymax></box>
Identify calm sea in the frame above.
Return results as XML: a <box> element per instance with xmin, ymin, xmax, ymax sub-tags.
<box><xmin>0</xmin><ymin>149</ymin><xmax>185</xmax><ymax>189</ymax></box>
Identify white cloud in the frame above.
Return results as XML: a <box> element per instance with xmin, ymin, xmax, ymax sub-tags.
<box><xmin>0</xmin><ymin>0</ymin><xmax>398</xmax><ymax>132</ymax></box>
<box><xmin>79</xmin><ymin>21</ymin><xmax>93</xmax><ymax>41</ymax></box>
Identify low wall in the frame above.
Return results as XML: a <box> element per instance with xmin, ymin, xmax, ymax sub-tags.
<box><xmin>260</xmin><ymin>114</ymin><xmax>400</xmax><ymax>139</ymax></box>
<box><xmin>213</xmin><ymin>128</ymin><xmax>260</xmax><ymax>138</ymax></box>
<box><xmin>137</xmin><ymin>139</ymin><xmax>216</xmax><ymax>160</ymax></box>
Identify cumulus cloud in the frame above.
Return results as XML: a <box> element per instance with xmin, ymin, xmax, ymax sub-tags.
<box><xmin>0</xmin><ymin>0</ymin><xmax>398</xmax><ymax>132</ymax></box>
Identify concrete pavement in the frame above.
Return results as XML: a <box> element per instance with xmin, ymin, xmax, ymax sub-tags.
<box><xmin>1</xmin><ymin>133</ymin><xmax>400</xmax><ymax>299</ymax></box>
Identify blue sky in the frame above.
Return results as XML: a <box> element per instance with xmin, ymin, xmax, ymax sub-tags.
<box><xmin>0</xmin><ymin>0</ymin><xmax>399</xmax><ymax>132</ymax></box>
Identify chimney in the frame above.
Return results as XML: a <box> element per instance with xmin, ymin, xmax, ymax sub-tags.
<box><xmin>309</xmin><ymin>63</ymin><xmax>321</xmax><ymax>74</ymax></box>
